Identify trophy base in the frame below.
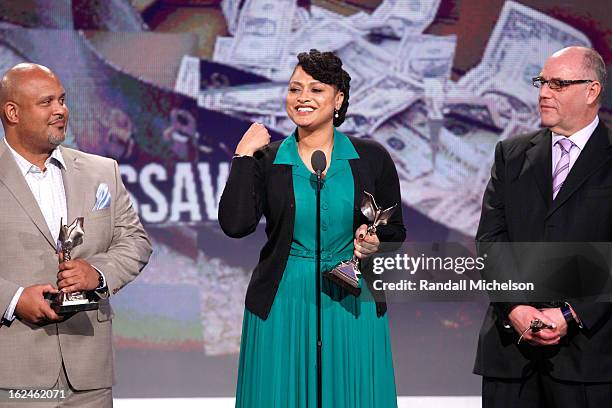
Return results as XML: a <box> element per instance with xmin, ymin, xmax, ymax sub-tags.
<box><xmin>52</xmin><ymin>301</ymin><xmax>99</xmax><ymax>314</ymax></box>
<box><xmin>48</xmin><ymin>295</ymin><xmax>99</xmax><ymax>314</ymax></box>
<box><xmin>323</xmin><ymin>261</ymin><xmax>362</xmax><ymax>297</ymax></box>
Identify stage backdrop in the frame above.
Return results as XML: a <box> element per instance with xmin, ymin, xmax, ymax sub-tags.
<box><xmin>0</xmin><ymin>0</ymin><xmax>610</xmax><ymax>398</ymax></box>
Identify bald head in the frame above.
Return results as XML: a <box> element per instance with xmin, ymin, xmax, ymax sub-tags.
<box><xmin>538</xmin><ymin>46</ymin><xmax>604</xmax><ymax>135</ymax></box>
<box><xmin>549</xmin><ymin>46</ymin><xmax>606</xmax><ymax>103</ymax></box>
<box><xmin>0</xmin><ymin>62</ymin><xmax>68</xmax><ymax>157</ymax></box>
<box><xmin>0</xmin><ymin>63</ymin><xmax>61</xmax><ymax>125</ymax></box>
<box><xmin>1</xmin><ymin>63</ymin><xmax>57</xmax><ymax>99</ymax></box>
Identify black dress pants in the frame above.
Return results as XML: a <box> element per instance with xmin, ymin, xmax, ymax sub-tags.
<box><xmin>482</xmin><ymin>373</ymin><xmax>612</xmax><ymax>408</ymax></box>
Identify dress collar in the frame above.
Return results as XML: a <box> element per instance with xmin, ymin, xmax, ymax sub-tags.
<box><xmin>3</xmin><ymin>138</ymin><xmax>66</xmax><ymax>176</ymax></box>
<box><xmin>273</xmin><ymin>127</ymin><xmax>359</xmax><ymax>166</ymax></box>
<box><xmin>551</xmin><ymin>115</ymin><xmax>599</xmax><ymax>152</ymax></box>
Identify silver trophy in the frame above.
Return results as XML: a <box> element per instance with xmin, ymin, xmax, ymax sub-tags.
<box><xmin>324</xmin><ymin>191</ymin><xmax>397</xmax><ymax>296</ymax></box>
<box><xmin>51</xmin><ymin>217</ymin><xmax>99</xmax><ymax>313</ymax></box>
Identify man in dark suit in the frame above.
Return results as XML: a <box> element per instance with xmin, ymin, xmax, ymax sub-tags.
<box><xmin>474</xmin><ymin>46</ymin><xmax>611</xmax><ymax>407</ymax></box>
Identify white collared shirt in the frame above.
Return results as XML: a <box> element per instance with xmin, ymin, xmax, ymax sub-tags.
<box><xmin>3</xmin><ymin>138</ymin><xmax>68</xmax><ymax>242</ymax></box>
<box><xmin>551</xmin><ymin>116</ymin><xmax>599</xmax><ymax>175</ymax></box>
<box><xmin>3</xmin><ymin>138</ymin><xmax>67</xmax><ymax>322</ymax></box>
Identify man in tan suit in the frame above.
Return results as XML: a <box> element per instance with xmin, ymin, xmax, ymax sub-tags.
<box><xmin>0</xmin><ymin>63</ymin><xmax>152</xmax><ymax>406</ymax></box>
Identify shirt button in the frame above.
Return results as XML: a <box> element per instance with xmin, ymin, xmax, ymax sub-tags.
<box><xmin>321</xmin><ymin>224</ymin><xmax>328</xmax><ymax>231</ymax></box>
<box><xmin>322</xmin><ymin>202</ymin><xmax>328</xmax><ymax>210</ymax></box>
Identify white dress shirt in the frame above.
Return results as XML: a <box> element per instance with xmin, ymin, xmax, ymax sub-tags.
<box><xmin>2</xmin><ymin>140</ymin><xmax>109</xmax><ymax>322</ymax></box>
<box><xmin>551</xmin><ymin>116</ymin><xmax>599</xmax><ymax>175</ymax></box>
<box><xmin>2</xmin><ymin>138</ymin><xmax>67</xmax><ymax>322</ymax></box>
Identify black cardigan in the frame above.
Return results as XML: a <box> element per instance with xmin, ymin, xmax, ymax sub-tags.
<box><xmin>218</xmin><ymin>135</ymin><xmax>406</xmax><ymax>320</ymax></box>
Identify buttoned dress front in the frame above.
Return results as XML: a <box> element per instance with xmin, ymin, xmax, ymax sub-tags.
<box><xmin>235</xmin><ymin>131</ymin><xmax>397</xmax><ymax>408</ymax></box>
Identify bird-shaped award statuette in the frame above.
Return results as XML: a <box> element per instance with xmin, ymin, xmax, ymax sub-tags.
<box><xmin>324</xmin><ymin>191</ymin><xmax>397</xmax><ymax>296</ymax></box>
<box><xmin>51</xmin><ymin>217</ymin><xmax>99</xmax><ymax>313</ymax></box>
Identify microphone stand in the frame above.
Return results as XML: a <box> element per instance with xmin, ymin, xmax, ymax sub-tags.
<box><xmin>315</xmin><ymin>166</ymin><xmax>323</xmax><ymax>408</ymax></box>
<box><xmin>311</xmin><ymin>149</ymin><xmax>326</xmax><ymax>408</ymax></box>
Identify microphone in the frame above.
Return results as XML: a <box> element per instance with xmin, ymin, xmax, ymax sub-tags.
<box><xmin>311</xmin><ymin>150</ymin><xmax>327</xmax><ymax>176</ymax></box>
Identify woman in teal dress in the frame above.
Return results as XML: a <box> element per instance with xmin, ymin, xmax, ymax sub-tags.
<box><xmin>219</xmin><ymin>49</ymin><xmax>406</xmax><ymax>408</ymax></box>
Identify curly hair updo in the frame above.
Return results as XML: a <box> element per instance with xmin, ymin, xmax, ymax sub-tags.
<box><xmin>295</xmin><ymin>49</ymin><xmax>351</xmax><ymax>127</ymax></box>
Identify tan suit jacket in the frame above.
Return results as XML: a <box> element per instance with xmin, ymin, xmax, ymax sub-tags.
<box><xmin>0</xmin><ymin>143</ymin><xmax>152</xmax><ymax>390</ymax></box>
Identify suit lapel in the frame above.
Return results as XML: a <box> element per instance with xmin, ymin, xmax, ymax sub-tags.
<box><xmin>524</xmin><ymin>129</ymin><xmax>553</xmax><ymax>209</ymax></box>
<box><xmin>59</xmin><ymin>146</ymin><xmax>86</xmax><ymax>223</ymax></box>
<box><xmin>0</xmin><ymin>143</ymin><xmax>56</xmax><ymax>248</ymax></box>
<box><xmin>547</xmin><ymin>122</ymin><xmax>612</xmax><ymax>219</ymax></box>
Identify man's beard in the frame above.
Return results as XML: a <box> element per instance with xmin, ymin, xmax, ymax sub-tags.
<box><xmin>48</xmin><ymin>130</ymin><xmax>66</xmax><ymax>146</ymax></box>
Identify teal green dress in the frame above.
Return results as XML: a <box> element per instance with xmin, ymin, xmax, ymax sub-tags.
<box><xmin>235</xmin><ymin>130</ymin><xmax>397</xmax><ymax>408</ymax></box>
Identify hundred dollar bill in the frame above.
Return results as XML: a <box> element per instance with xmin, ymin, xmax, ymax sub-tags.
<box><xmin>438</xmin><ymin>98</ymin><xmax>504</xmax><ymax>187</ymax></box>
<box><xmin>442</xmin><ymin>97</ymin><xmax>504</xmax><ymax>134</ymax></box>
<box><xmin>175</xmin><ymin>55</ymin><xmax>200</xmax><ymax>98</ymax></box>
<box><xmin>407</xmin><ymin>100</ymin><xmax>535</xmax><ymax>237</ymax></box>
<box><xmin>460</xmin><ymin>0</ymin><xmax>591</xmax><ymax>92</ymax></box>
<box><xmin>345</xmin><ymin>74</ymin><xmax>422</xmax><ymax>136</ymax></box>
<box><xmin>372</xmin><ymin>96</ymin><xmax>509</xmax><ymax>236</ymax></box>
<box><xmin>212</xmin><ymin>36</ymin><xmax>233</xmax><ymax>63</ymax></box>
<box><xmin>176</xmin><ymin>54</ymin><xmax>270</xmax><ymax>100</ymax></box>
<box><xmin>198</xmin><ymin>83</ymin><xmax>288</xmax><ymax>116</ymax></box>
<box><xmin>481</xmin><ymin>1</ymin><xmax>590</xmax><ymax>73</ymax></box>
<box><xmin>291</xmin><ymin>5</ymin><xmax>311</xmax><ymax>32</ymax></box>
<box><xmin>370</xmin><ymin>100</ymin><xmax>433</xmax><ymax>181</ymax></box>
<box><xmin>422</xmin><ymin>116</ymin><xmax>519</xmax><ymax>236</ymax></box>
<box><xmin>396</xmin><ymin>34</ymin><xmax>457</xmax><ymax>82</ymax></box>
<box><xmin>336</xmin><ymin>37</ymin><xmax>394</xmax><ymax>92</ymax></box>
<box><xmin>213</xmin><ymin>36</ymin><xmax>278</xmax><ymax>80</ymax></box>
<box><xmin>458</xmin><ymin>1</ymin><xmax>591</xmax><ymax>122</ymax></box>
<box><xmin>281</xmin><ymin>17</ymin><xmax>365</xmax><ymax>84</ymax></box>
<box><xmin>369</xmin><ymin>36</ymin><xmax>403</xmax><ymax>56</ymax></box>
<box><xmin>289</xmin><ymin>17</ymin><xmax>363</xmax><ymax>57</ymax></box>
<box><xmin>434</xmin><ymin>127</ymin><xmax>490</xmax><ymax>188</ymax></box>
<box><xmin>228</xmin><ymin>0</ymin><xmax>296</xmax><ymax>68</ymax></box>
<box><xmin>349</xmin><ymin>0</ymin><xmax>441</xmax><ymax>37</ymax></box>
<box><xmin>398</xmin><ymin>146</ymin><xmax>489</xmax><ymax>235</ymax></box>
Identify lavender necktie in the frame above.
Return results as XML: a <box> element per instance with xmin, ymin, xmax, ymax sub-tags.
<box><xmin>552</xmin><ymin>138</ymin><xmax>575</xmax><ymax>200</ymax></box>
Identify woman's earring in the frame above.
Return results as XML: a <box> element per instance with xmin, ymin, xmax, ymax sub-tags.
<box><xmin>334</xmin><ymin>109</ymin><xmax>339</xmax><ymax>118</ymax></box>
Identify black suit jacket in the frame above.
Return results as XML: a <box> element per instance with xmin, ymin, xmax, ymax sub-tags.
<box><xmin>218</xmin><ymin>134</ymin><xmax>406</xmax><ymax>320</ymax></box>
<box><xmin>473</xmin><ymin>120</ymin><xmax>612</xmax><ymax>382</ymax></box>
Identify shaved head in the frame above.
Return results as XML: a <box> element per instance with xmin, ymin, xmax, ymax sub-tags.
<box><xmin>549</xmin><ymin>46</ymin><xmax>606</xmax><ymax>103</ymax></box>
<box><xmin>539</xmin><ymin>46</ymin><xmax>603</xmax><ymax>135</ymax></box>
<box><xmin>0</xmin><ymin>63</ymin><xmax>59</xmax><ymax>125</ymax></box>
<box><xmin>0</xmin><ymin>63</ymin><xmax>69</xmax><ymax>163</ymax></box>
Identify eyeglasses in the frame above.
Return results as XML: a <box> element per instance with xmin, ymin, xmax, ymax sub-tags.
<box><xmin>532</xmin><ymin>76</ymin><xmax>594</xmax><ymax>90</ymax></box>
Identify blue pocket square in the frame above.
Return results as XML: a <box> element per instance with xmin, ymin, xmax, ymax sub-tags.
<box><xmin>93</xmin><ymin>183</ymin><xmax>111</xmax><ymax>210</ymax></box>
